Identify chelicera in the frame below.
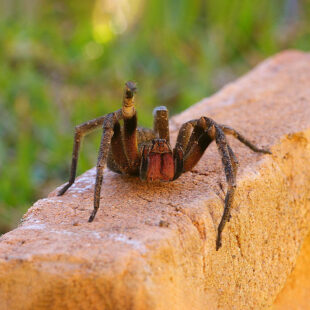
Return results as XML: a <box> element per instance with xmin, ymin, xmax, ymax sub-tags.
<box><xmin>58</xmin><ymin>81</ymin><xmax>271</xmax><ymax>250</ymax></box>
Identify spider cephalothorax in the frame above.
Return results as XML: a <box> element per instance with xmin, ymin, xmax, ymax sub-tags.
<box><xmin>58</xmin><ymin>81</ymin><xmax>271</xmax><ymax>250</ymax></box>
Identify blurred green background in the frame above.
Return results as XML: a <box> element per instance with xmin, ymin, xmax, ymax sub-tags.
<box><xmin>0</xmin><ymin>0</ymin><xmax>309</xmax><ymax>233</ymax></box>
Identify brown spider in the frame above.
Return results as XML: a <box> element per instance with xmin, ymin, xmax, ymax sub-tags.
<box><xmin>58</xmin><ymin>81</ymin><xmax>271</xmax><ymax>250</ymax></box>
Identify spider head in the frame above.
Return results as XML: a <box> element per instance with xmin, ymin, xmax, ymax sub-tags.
<box><xmin>140</xmin><ymin>139</ymin><xmax>175</xmax><ymax>182</ymax></box>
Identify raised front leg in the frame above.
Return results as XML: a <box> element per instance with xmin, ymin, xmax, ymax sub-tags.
<box><xmin>89</xmin><ymin>81</ymin><xmax>138</xmax><ymax>222</ymax></box>
<box><xmin>57</xmin><ymin>115</ymin><xmax>107</xmax><ymax>196</ymax></box>
<box><xmin>123</xmin><ymin>113</ymin><xmax>140</xmax><ymax>174</ymax></box>
<box><xmin>122</xmin><ymin>82</ymin><xmax>140</xmax><ymax>174</ymax></box>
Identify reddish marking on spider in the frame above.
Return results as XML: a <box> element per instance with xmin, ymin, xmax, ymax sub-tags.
<box><xmin>145</xmin><ymin>140</ymin><xmax>174</xmax><ymax>182</ymax></box>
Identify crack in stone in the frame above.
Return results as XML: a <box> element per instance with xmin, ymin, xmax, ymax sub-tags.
<box><xmin>137</xmin><ymin>199</ymin><xmax>212</xmax><ymax>242</ymax></box>
<box><xmin>212</xmin><ymin>188</ymin><xmax>225</xmax><ymax>203</ymax></box>
<box><xmin>166</xmin><ymin>202</ymin><xmax>182</xmax><ymax>212</ymax></box>
<box><xmin>190</xmin><ymin>170</ymin><xmax>211</xmax><ymax>177</ymax></box>
<box><xmin>136</xmin><ymin>194</ymin><xmax>153</xmax><ymax>203</ymax></box>
<box><xmin>170</xmin><ymin>204</ymin><xmax>207</xmax><ymax>241</ymax></box>
<box><xmin>166</xmin><ymin>200</ymin><xmax>218</xmax><ymax>243</ymax></box>
<box><xmin>235</xmin><ymin>234</ymin><xmax>243</xmax><ymax>256</ymax></box>
<box><xmin>184</xmin><ymin>215</ymin><xmax>206</xmax><ymax>241</ymax></box>
<box><xmin>234</xmin><ymin>233</ymin><xmax>251</xmax><ymax>266</ymax></box>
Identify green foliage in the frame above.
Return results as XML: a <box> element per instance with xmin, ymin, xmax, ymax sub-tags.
<box><xmin>0</xmin><ymin>0</ymin><xmax>309</xmax><ymax>232</ymax></box>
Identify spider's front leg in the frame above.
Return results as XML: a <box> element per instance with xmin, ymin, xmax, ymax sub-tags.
<box><xmin>57</xmin><ymin>115</ymin><xmax>107</xmax><ymax>196</ymax></box>
<box><xmin>88</xmin><ymin>81</ymin><xmax>138</xmax><ymax>222</ymax></box>
<box><xmin>88</xmin><ymin>111</ymin><xmax>122</xmax><ymax>222</ymax></box>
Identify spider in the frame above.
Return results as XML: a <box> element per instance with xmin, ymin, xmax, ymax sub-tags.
<box><xmin>58</xmin><ymin>81</ymin><xmax>271</xmax><ymax>250</ymax></box>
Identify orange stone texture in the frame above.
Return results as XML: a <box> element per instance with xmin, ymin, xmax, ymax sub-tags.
<box><xmin>0</xmin><ymin>50</ymin><xmax>310</xmax><ymax>310</ymax></box>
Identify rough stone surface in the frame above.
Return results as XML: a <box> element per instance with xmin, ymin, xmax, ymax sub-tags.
<box><xmin>1</xmin><ymin>50</ymin><xmax>310</xmax><ymax>310</ymax></box>
<box><xmin>272</xmin><ymin>232</ymin><xmax>310</xmax><ymax>310</ymax></box>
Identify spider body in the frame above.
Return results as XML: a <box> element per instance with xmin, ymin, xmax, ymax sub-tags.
<box><xmin>106</xmin><ymin>122</ymin><xmax>178</xmax><ymax>182</ymax></box>
<box><xmin>140</xmin><ymin>139</ymin><xmax>176</xmax><ymax>182</ymax></box>
<box><xmin>58</xmin><ymin>81</ymin><xmax>271</xmax><ymax>250</ymax></box>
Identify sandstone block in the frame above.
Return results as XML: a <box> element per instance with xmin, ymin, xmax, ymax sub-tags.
<box><xmin>0</xmin><ymin>50</ymin><xmax>310</xmax><ymax>310</ymax></box>
<box><xmin>273</xmin><ymin>232</ymin><xmax>310</xmax><ymax>310</ymax></box>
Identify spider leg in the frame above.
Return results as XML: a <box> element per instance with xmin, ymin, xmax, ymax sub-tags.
<box><xmin>88</xmin><ymin>111</ymin><xmax>122</xmax><ymax>222</ymax></box>
<box><xmin>108</xmin><ymin>120</ymin><xmax>129</xmax><ymax>174</ymax></box>
<box><xmin>57</xmin><ymin>115</ymin><xmax>107</xmax><ymax>196</ymax></box>
<box><xmin>182</xmin><ymin>117</ymin><xmax>213</xmax><ymax>172</ymax></box>
<box><xmin>122</xmin><ymin>82</ymin><xmax>141</xmax><ymax>175</ymax></box>
<box><xmin>175</xmin><ymin>120</ymin><xmax>196</xmax><ymax>152</ymax></box>
<box><xmin>170</xmin><ymin>120</ymin><xmax>196</xmax><ymax>180</ymax></box>
<box><xmin>225</xmin><ymin>144</ymin><xmax>238</xmax><ymax>223</ymax></box>
<box><xmin>153</xmin><ymin>106</ymin><xmax>170</xmax><ymax>142</ymax></box>
<box><xmin>214</xmin><ymin>124</ymin><xmax>237</xmax><ymax>251</ymax></box>
<box><xmin>139</xmin><ymin>144</ymin><xmax>152</xmax><ymax>180</ymax></box>
<box><xmin>109</xmin><ymin>82</ymin><xmax>140</xmax><ymax>174</ymax></box>
<box><xmin>172</xmin><ymin>144</ymin><xmax>184</xmax><ymax>180</ymax></box>
<box><xmin>227</xmin><ymin>144</ymin><xmax>239</xmax><ymax>181</ymax></box>
<box><xmin>216</xmin><ymin>124</ymin><xmax>271</xmax><ymax>244</ymax></box>
<box><xmin>219</xmin><ymin>124</ymin><xmax>271</xmax><ymax>154</ymax></box>
<box><xmin>121</xmin><ymin>81</ymin><xmax>140</xmax><ymax>173</ymax></box>
<box><xmin>123</xmin><ymin>112</ymin><xmax>140</xmax><ymax>173</ymax></box>
<box><xmin>89</xmin><ymin>81</ymin><xmax>138</xmax><ymax>222</ymax></box>
<box><xmin>177</xmin><ymin>118</ymin><xmax>238</xmax><ymax>250</ymax></box>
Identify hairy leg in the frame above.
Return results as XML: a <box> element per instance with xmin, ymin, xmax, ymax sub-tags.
<box><xmin>220</xmin><ymin>124</ymin><xmax>271</xmax><ymax>154</ymax></box>
<box><xmin>225</xmin><ymin>144</ymin><xmax>238</xmax><ymax>223</ymax></box>
<box><xmin>214</xmin><ymin>124</ymin><xmax>237</xmax><ymax>251</ymax></box>
<box><xmin>121</xmin><ymin>81</ymin><xmax>141</xmax><ymax>174</ymax></box>
<box><xmin>57</xmin><ymin>115</ymin><xmax>107</xmax><ymax>196</ymax></box>
<box><xmin>123</xmin><ymin>113</ymin><xmax>140</xmax><ymax>174</ymax></box>
<box><xmin>88</xmin><ymin>111</ymin><xmax>122</xmax><ymax>222</ymax></box>
<box><xmin>139</xmin><ymin>144</ymin><xmax>152</xmax><ymax>181</ymax></box>
<box><xmin>89</xmin><ymin>81</ymin><xmax>138</xmax><ymax>222</ymax></box>
<box><xmin>175</xmin><ymin>117</ymin><xmax>271</xmax><ymax>250</ymax></box>
<box><xmin>110</xmin><ymin>82</ymin><xmax>141</xmax><ymax>174</ymax></box>
<box><xmin>227</xmin><ymin>144</ymin><xmax>239</xmax><ymax>181</ymax></box>
<box><xmin>217</xmin><ymin>124</ymin><xmax>271</xmax><ymax>241</ymax></box>
<box><xmin>153</xmin><ymin>106</ymin><xmax>170</xmax><ymax>142</ymax></box>
<box><xmin>176</xmin><ymin>117</ymin><xmax>239</xmax><ymax>250</ymax></box>
<box><xmin>108</xmin><ymin>120</ymin><xmax>128</xmax><ymax>174</ymax></box>
<box><xmin>182</xmin><ymin>117</ymin><xmax>213</xmax><ymax>172</ymax></box>
<box><xmin>175</xmin><ymin>120</ymin><xmax>196</xmax><ymax>151</ymax></box>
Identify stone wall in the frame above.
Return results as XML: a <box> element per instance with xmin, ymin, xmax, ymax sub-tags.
<box><xmin>0</xmin><ymin>50</ymin><xmax>310</xmax><ymax>310</ymax></box>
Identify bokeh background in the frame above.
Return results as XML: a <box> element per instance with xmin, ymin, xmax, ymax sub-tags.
<box><xmin>0</xmin><ymin>0</ymin><xmax>309</xmax><ymax>233</ymax></box>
